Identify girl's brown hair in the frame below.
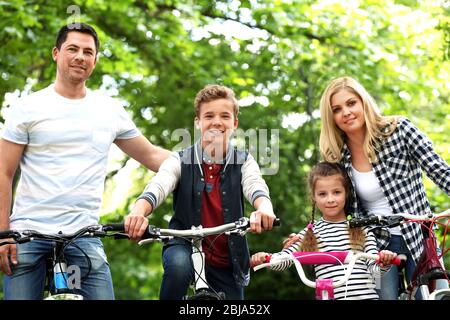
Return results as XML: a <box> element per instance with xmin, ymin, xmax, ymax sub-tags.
<box><xmin>300</xmin><ymin>162</ymin><xmax>365</xmax><ymax>252</ymax></box>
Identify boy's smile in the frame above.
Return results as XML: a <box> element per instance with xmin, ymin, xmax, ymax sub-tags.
<box><xmin>196</xmin><ymin>98</ymin><xmax>238</xmax><ymax>158</ymax></box>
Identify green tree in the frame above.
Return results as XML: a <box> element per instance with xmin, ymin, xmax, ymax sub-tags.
<box><xmin>0</xmin><ymin>0</ymin><xmax>448</xmax><ymax>299</ymax></box>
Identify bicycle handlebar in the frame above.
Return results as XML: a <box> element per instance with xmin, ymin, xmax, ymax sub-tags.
<box><xmin>348</xmin><ymin>209</ymin><xmax>450</xmax><ymax>228</ymax></box>
<box><xmin>136</xmin><ymin>217</ymin><xmax>281</xmax><ymax>245</ymax></box>
<box><xmin>0</xmin><ymin>230</ymin><xmax>21</xmax><ymax>240</ymax></box>
<box><xmin>254</xmin><ymin>251</ymin><xmax>406</xmax><ymax>289</ymax></box>
<box><xmin>0</xmin><ymin>217</ymin><xmax>281</xmax><ymax>246</ymax></box>
<box><xmin>0</xmin><ymin>224</ymin><xmax>129</xmax><ymax>246</ymax></box>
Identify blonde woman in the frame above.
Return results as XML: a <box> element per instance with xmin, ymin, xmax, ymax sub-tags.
<box><xmin>318</xmin><ymin>76</ymin><xmax>450</xmax><ymax>299</ymax></box>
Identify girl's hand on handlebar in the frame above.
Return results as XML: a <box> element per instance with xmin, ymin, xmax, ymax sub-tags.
<box><xmin>378</xmin><ymin>250</ymin><xmax>397</xmax><ymax>268</ymax></box>
<box><xmin>251</xmin><ymin>252</ymin><xmax>270</xmax><ymax>268</ymax></box>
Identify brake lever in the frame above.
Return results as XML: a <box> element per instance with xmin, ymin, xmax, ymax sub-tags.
<box><xmin>383</xmin><ymin>215</ymin><xmax>405</xmax><ymax>228</ymax></box>
<box><xmin>226</xmin><ymin>229</ymin><xmax>248</xmax><ymax>236</ymax></box>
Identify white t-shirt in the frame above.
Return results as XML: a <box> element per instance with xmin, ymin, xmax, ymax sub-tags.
<box><xmin>2</xmin><ymin>84</ymin><xmax>140</xmax><ymax>234</ymax></box>
<box><xmin>351</xmin><ymin>166</ymin><xmax>402</xmax><ymax>235</ymax></box>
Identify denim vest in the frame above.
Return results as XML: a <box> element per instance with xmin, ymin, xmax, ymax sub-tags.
<box><xmin>165</xmin><ymin>144</ymin><xmax>251</xmax><ymax>287</ymax></box>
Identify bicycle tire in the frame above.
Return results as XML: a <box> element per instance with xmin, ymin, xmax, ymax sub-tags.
<box><xmin>429</xmin><ymin>289</ymin><xmax>450</xmax><ymax>300</ymax></box>
<box><xmin>184</xmin><ymin>288</ymin><xmax>226</xmax><ymax>300</ymax></box>
<box><xmin>45</xmin><ymin>293</ymin><xmax>83</xmax><ymax>300</ymax></box>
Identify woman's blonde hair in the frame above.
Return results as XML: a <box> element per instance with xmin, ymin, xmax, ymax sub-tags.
<box><xmin>300</xmin><ymin>162</ymin><xmax>365</xmax><ymax>252</ymax></box>
<box><xmin>319</xmin><ymin>76</ymin><xmax>397</xmax><ymax>163</ymax></box>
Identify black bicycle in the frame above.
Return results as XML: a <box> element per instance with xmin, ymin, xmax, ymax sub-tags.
<box><xmin>0</xmin><ymin>224</ymin><xmax>128</xmax><ymax>300</ymax></box>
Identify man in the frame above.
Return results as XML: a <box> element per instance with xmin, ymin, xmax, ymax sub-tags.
<box><xmin>0</xmin><ymin>23</ymin><xmax>170</xmax><ymax>299</ymax></box>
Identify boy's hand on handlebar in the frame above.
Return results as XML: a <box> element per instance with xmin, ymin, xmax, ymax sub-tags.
<box><xmin>0</xmin><ymin>243</ymin><xmax>17</xmax><ymax>275</ymax></box>
<box><xmin>282</xmin><ymin>233</ymin><xmax>301</xmax><ymax>249</ymax></box>
<box><xmin>125</xmin><ymin>199</ymin><xmax>153</xmax><ymax>241</ymax></box>
<box><xmin>251</xmin><ymin>252</ymin><xmax>270</xmax><ymax>268</ymax></box>
<box><xmin>249</xmin><ymin>210</ymin><xmax>276</xmax><ymax>234</ymax></box>
<box><xmin>378</xmin><ymin>250</ymin><xmax>397</xmax><ymax>268</ymax></box>
<box><xmin>250</xmin><ymin>197</ymin><xmax>276</xmax><ymax>233</ymax></box>
<box><xmin>125</xmin><ymin>211</ymin><xmax>149</xmax><ymax>242</ymax></box>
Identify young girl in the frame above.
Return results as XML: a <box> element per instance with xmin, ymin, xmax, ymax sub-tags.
<box><xmin>251</xmin><ymin>162</ymin><xmax>397</xmax><ymax>300</ymax></box>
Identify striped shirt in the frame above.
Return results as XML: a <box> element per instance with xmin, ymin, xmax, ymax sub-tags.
<box><xmin>342</xmin><ymin>117</ymin><xmax>450</xmax><ymax>264</ymax></box>
<box><xmin>2</xmin><ymin>84</ymin><xmax>140</xmax><ymax>234</ymax></box>
<box><xmin>270</xmin><ymin>219</ymin><xmax>388</xmax><ymax>300</ymax></box>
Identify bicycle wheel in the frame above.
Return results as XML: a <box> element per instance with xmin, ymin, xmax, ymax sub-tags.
<box><xmin>45</xmin><ymin>293</ymin><xmax>83</xmax><ymax>300</ymax></box>
<box><xmin>429</xmin><ymin>289</ymin><xmax>450</xmax><ymax>300</ymax></box>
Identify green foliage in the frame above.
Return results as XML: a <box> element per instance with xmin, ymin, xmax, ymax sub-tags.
<box><xmin>1</xmin><ymin>0</ymin><xmax>449</xmax><ymax>300</ymax></box>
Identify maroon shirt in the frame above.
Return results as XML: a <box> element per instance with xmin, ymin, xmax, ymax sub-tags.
<box><xmin>201</xmin><ymin>162</ymin><xmax>230</xmax><ymax>268</ymax></box>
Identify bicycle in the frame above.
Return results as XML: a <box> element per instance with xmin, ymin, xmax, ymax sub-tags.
<box><xmin>0</xmin><ymin>224</ymin><xmax>128</xmax><ymax>300</ymax></box>
<box><xmin>106</xmin><ymin>216</ymin><xmax>280</xmax><ymax>300</ymax></box>
<box><xmin>253</xmin><ymin>250</ymin><xmax>404</xmax><ymax>300</ymax></box>
<box><xmin>348</xmin><ymin>209</ymin><xmax>450</xmax><ymax>300</ymax></box>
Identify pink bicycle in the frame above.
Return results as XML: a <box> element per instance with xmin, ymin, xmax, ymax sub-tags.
<box><xmin>253</xmin><ymin>250</ymin><xmax>404</xmax><ymax>300</ymax></box>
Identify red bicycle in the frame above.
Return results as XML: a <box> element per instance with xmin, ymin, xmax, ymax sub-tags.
<box><xmin>348</xmin><ymin>209</ymin><xmax>450</xmax><ymax>300</ymax></box>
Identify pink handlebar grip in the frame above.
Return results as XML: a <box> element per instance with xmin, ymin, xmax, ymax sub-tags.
<box><xmin>265</xmin><ymin>254</ymin><xmax>272</xmax><ymax>263</ymax></box>
<box><xmin>377</xmin><ymin>254</ymin><xmax>406</xmax><ymax>266</ymax></box>
<box><xmin>391</xmin><ymin>255</ymin><xmax>405</xmax><ymax>266</ymax></box>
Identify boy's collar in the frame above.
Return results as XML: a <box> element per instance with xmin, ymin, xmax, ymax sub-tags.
<box><xmin>194</xmin><ymin>140</ymin><xmax>232</xmax><ymax>164</ymax></box>
<box><xmin>194</xmin><ymin>141</ymin><xmax>233</xmax><ymax>177</ymax></box>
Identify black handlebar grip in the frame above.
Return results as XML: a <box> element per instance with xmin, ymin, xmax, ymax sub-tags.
<box><xmin>273</xmin><ymin>218</ymin><xmax>281</xmax><ymax>227</ymax></box>
<box><xmin>348</xmin><ymin>216</ymin><xmax>380</xmax><ymax>228</ymax></box>
<box><xmin>103</xmin><ymin>223</ymin><xmax>125</xmax><ymax>232</ymax></box>
<box><xmin>104</xmin><ymin>222</ymin><xmax>153</xmax><ymax>239</ymax></box>
<box><xmin>0</xmin><ymin>230</ymin><xmax>18</xmax><ymax>240</ymax></box>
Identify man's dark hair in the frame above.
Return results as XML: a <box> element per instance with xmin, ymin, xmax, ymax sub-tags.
<box><xmin>55</xmin><ymin>23</ymin><xmax>100</xmax><ymax>53</ymax></box>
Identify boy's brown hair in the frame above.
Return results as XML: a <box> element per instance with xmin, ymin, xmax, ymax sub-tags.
<box><xmin>194</xmin><ymin>84</ymin><xmax>239</xmax><ymax>118</ymax></box>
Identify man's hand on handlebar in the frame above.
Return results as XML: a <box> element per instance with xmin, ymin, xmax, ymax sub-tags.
<box><xmin>0</xmin><ymin>243</ymin><xmax>17</xmax><ymax>275</ymax></box>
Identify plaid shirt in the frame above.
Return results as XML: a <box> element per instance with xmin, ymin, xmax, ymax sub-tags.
<box><xmin>342</xmin><ymin>117</ymin><xmax>450</xmax><ymax>264</ymax></box>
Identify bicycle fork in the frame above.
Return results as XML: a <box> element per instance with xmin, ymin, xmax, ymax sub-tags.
<box><xmin>191</xmin><ymin>238</ymin><xmax>209</xmax><ymax>291</ymax></box>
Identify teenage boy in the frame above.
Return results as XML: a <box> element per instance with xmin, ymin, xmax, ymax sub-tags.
<box><xmin>125</xmin><ymin>84</ymin><xmax>276</xmax><ymax>299</ymax></box>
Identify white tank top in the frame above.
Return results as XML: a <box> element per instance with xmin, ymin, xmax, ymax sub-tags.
<box><xmin>351</xmin><ymin>166</ymin><xmax>401</xmax><ymax>235</ymax></box>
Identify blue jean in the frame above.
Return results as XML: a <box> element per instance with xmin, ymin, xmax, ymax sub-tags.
<box><xmin>3</xmin><ymin>237</ymin><xmax>114</xmax><ymax>300</ymax></box>
<box><xmin>159</xmin><ymin>244</ymin><xmax>244</xmax><ymax>300</ymax></box>
<box><xmin>377</xmin><ymin>235</ymin><xmax>417</xmax><ymax>300</ymax></box>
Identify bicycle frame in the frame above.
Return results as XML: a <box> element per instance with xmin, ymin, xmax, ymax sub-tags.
<box><xmin>44</xmin><ymin>240</ymin><xmax>83</xmax><ymax>300</ymax></box>
<box><xmin>349</xmin><ymin>209</ymin><xmax>450</xmax><ymax>300</ymax></box>
<box><xmin>254</xmin><ymin>251</ymin><xmax>403</xmax><ymax>300</ymax></box>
